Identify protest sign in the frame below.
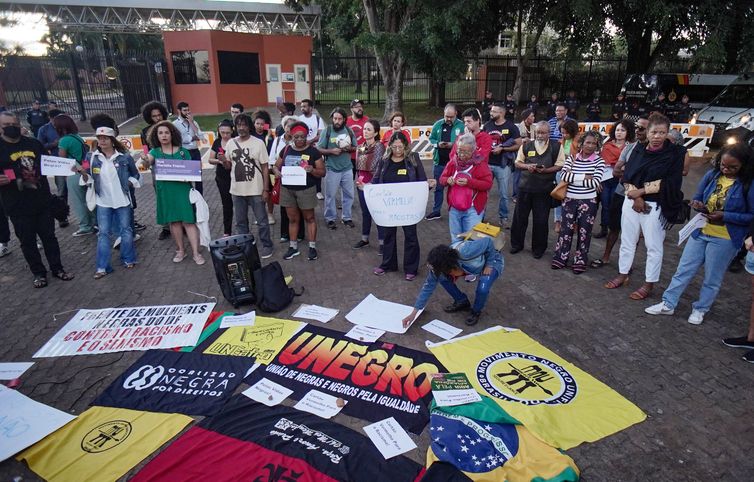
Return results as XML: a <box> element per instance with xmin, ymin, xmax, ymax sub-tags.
<box><xmin>41</xmin><ymin>155</ymin><xmax>76</xmax><ymax>176</ymax></box>
<box><xmin>154</xmin><ymin>158</ymin><xmax>202</xmax><ymax>182</ymax></box>
<box><xmin>422</xmin><ymin>319</ymin><xmax>462</xmax><ymax>340</ymax></box>
<box><xmin>219</xmin><ymin>311</ymin><xmax>256</xmax><ymax>329</ymax></box>
<box><xmin>292</xmin><ymin>304</ymin><xmax>339</xmax><ymax>323</ymax></box>
<box><xmin>281</xmin><ymin>166</ymin><xmax>307</xmax><ymax>186</ymax></box>
<box><xmin>33</xmin><ymin>303</ymin><xmax>214</xmax><ymax>358</ymax></box>
<box><xmin>364</xmin><ymin>181</ymin><xmax>429</xmax><ymax>227</ymax></box>
<box><xmin>363</xmin><ymin>417</ymin><xmax>417</xmax><ymax>459</ymax></box>
<box><xmin>0</xmin><ymin>362</ymin><xmax>34</xmax><ymax>380</ymax></box>
<box><xmin>92</xmin><ymin>350</ymin><xmax>253</xmax><ymax>416</ymax></box>
<box><xmin>294</xmin><ymin>390</ymin><xmax>347</xmax><ymax>419</ymax></box>
<box><xmin>247</xmin><ymin>325</ymin><xmax>444</xmax><ymax>434</ymax></box>
<box><xmin>242</xmin><ymin>377</ymin><xmax>294</xmax><ymax>407</ymax></box>
<box><xmin>431</xmin><ymin>373</ymin><xmax>482</xmax><ymax>407</ymax></box>
<box><xmin>346</xmin><ymin>294</ymin><xmax>423</xmax><ymax>334</ymax></box>
<box><xmin>0</xmin><ymin>386</ymin><xmax>76</xmax><ymax>461</ymax></box>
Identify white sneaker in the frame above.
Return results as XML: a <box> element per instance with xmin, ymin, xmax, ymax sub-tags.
<box><xmin>113</xmin><ymin>237</ymin><xmax>121</xmax><ymax>249</ymax></box>
<box><xmin>316</xmin><ymin>192</ymin><xmax>324</xmax><ymax>200</ymax></box>
<box><xmin>134</xmin><ymin>233</ymin><xmax>142</xmax><ymax>242</ymax></box>
<box><xmin>688</xmin><ymin>309</ymin><xmax>705</xmax><ymax>325</ymax></box>
<box><xmin>0</xmin><ymin>243</ymin><xmax>9</xmax><ymax>258</ymax></box>
<box><xmin>645</xmin><ymin>301</ymin><xmax>675</xmax><ymax>316</ymax></box>
<box><xmin>267</xmin><ymin>214</ymin><xmax>276</xmax><ymax>225</ymax></box>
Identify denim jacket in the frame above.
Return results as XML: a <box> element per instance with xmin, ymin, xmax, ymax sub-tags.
<box><xmin>84</xmin><ymin>150</ymin><xmax>140</xmax><ymax>203</ymax></box>
<box><xmin>693</xmin><ymin>169</ymin><xmax>754</xmax><ymax>248</ymax></box>
<box><xmin>413</xmin><ymin>236</ymin><xmax>504</xmax><ymax>310</ymax></box>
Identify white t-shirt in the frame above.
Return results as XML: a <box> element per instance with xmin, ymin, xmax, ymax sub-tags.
<box><xmin>227</xmin><ymin>136</ymin><xmax>270</xmax><ymax>196</ymax></box>
<box><xmin>94</xmin><ymin>152</ymin><xmax>131</xmax><ymax>209</ymax></box>
<box><xmin>298</xmin><ymin>114</ymin><xmax>324</xmax><ymax>141</ymax></box>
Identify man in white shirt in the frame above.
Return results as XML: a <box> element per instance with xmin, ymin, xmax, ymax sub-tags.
<box><xmin>172</xmin><ymin>101</ymin><xmax>206</xmax><ymax>194</ymax></box>
<box><xmin>227</xmin><ymin>113</ymin><xmax>274</xmax><ymax>258</ymax></box>
<box><xmin>298</xmin><ymin>98</ymin><xmax>325</xmax><ymax>199</ymax></box>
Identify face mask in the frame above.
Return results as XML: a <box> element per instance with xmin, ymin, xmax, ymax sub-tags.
<box><xmin>2</xmin><ymin>126</ymin><xmax>21</xmax><ymax>139</ymax></box>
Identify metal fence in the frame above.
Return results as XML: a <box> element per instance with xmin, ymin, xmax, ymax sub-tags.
<box><xmin>0</xmin><ymin>50</ymin><xmax>171</xmax><ymax>123</ymax></box>
<box><xmin>311</xmin><ymin>55</ymin><xmax>709</xmax><ymax>105</ymax></box>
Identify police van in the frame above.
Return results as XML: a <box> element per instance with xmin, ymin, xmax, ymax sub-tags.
<box><xmin>693</xmin><ymin>73</ymin><xmax>754</xmax><ymax>147</ymax></box>
<box><xmin>621</xmin><ymin>73</ymin><xmax>737</xmax><ymax>110</ymax></box>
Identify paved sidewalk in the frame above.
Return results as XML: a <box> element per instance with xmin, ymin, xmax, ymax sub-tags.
<box><xmin>1</xmin><ymin>158</ymin><xmax>752</xmax><ymax>481</ymax></box>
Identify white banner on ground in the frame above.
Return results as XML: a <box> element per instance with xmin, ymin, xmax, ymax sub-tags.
<box><xmin>363</xmin><ymin>181</ymin><xmax>429</xmax><ymax>227</ymax></box>
<box><xmin>345</xmin><ymin>294</ymin><xmax>423</xmax><ymax>334</ymax></box>
<box><xmin>0</xmin><ymin>385</ymin><xmax>76</xmax><ymax>461</ymax></box>
<box><xmin>33</xmin><ymin>303</ymin><xmax>215</xmax><ymax>358</ymax></box>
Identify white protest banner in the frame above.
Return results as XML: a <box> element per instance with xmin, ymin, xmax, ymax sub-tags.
<box><xmin>364</xmin><ymin>181</ymin><xmax>429</xmax><ymax>227</ymax></box>
<box><xmin>34</xmin><ymin>303</ymin><xmax>215</xmax><ymax>358</ymax></box>
<box><xmin>678</xmin><ymin>212</ymin><xmax>708</xmax><ymax>246</ymax></box>
<box><xmin>291</xmin><ymin>304</ymin><xmax>339</xmax><ymax>323</ymax></box>
<box><xmin>363</xmin><ymin>417</ymin><xmax>417</xmax><ymax>459</ymax></box>
<box><xmin>281</xmin><ymin>166</ymin><xmax>307</xmax><ymax>186</ymax></box>
<box><xmin>345</xmin><ymin>294</ymin><xmax>423</xmax><ymax>334</ymax></box>
<box><xmin>41</xmin><ymin>155</ymin><xmax>77</xmax><ymax>177</ymax></box>
<box><xmin>0</xmin><ymin>385</ymin><xmax>76</xmax><ymax>461</ymax></box>
<box><xmin>0</xmin><ymin>362</ymin><xmax>34</xmax><ymax>380</ymax></box>
<box><xmin>243</xmin><ymin>377</ymin><xmax>294</xmax><ymax>407</ymax></box>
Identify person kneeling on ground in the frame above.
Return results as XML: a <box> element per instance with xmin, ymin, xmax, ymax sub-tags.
<box><xmin>402</xmin><ymin>236</ymin><xmax>504</xmax><ymax>327</ymax></box>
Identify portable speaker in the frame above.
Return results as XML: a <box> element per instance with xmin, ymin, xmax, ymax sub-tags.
<box><xmin>209</xmin><ymin>234</ymin><xmax>261</xmax><ymax>307</ymax></box>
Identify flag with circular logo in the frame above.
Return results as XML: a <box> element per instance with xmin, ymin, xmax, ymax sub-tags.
<box><xmin>428</xmin><ymin>327</ymin><xmax>646</xmax><ymax>449</ymax></box>
<box><xmin>17</xmin><ymin>406</ymin><xmax>192</xmax><ymax>482</ymax></box>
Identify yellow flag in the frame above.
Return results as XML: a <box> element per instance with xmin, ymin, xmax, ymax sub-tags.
<box><xmin>428</xmin><ymin>327</ymin><xmax>646</xmax><ymax>449</ymax></box>
<box><xmin>203</xmin><ymin>316</ymin><xmax>305</xmax><ymax>364</ymax></box>
<box><xmin>17</xmin><ymin>406</ymin><xmax>192</xmax><ymax>482</ymax></box>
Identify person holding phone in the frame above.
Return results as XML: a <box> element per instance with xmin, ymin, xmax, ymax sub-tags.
<box><xmin>646</xmin><ymin>143</ymin><xmax>754</xmax><ymax>324</ymax></box>
<box><xmin>208</xmin><ymin>119</ymin><xmax>235</xmax><ymax>237</ymax></box>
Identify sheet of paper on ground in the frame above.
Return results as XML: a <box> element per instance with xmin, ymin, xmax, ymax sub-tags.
<box><xmin>428</xmin><ymin>326</ymin><xmax>647</xmax><ymax>449</ymax></box>
<box><xmin>242</xmin><ymin>377</ymin><xmax>294</xmax><ymax>407</ymax></box>
<box><xmin>422</xmin><ymin>319</ymin><xmax>462</xmax><ymax>340</ymax></box>
<box><xmin>363</xmin><ymin>417</ymin><xmax>417</xmax><ymax>459</ymax></box>
<box><xmin>0</xmin><ymin>386</ymin><xmax>76</xmax><ymax>461</ymax></box>
<box><xmin>0</xmin><ymin>362</ymin><xmax>34</xmax><ymax>380</ymax></box>
<box><xmin>431</xmin><ymin>373</ymin><xmax>482</xmax><ymax>407</ymax></box>
<box><xmin>346</xmin><ymin>294</ymin><xmax>423</xmax><ymax>334</ymax></box>
<box><xmin>293</xmin><ymin>390</ymin><xmax>346</xmax><ymax>419</ymax></box>
<box><xmin>345</xmin><ymin>325</ymin><xmax>385</xmax><ymax>343</ymax></box>
<box><xmin>292</xmin><ymin>304</ymin><xmax>339</xmax><ymax>323</ymax></box>
<box><xmin>34</xmin><ymin>303</ymin><xmax>215</xmax><ymax>358</ymax></box>
<box><xmin>220</xmin><ymin>311</ymin><xmax>256</xmax><ymax>329</ymax></box>
<box><xmin>364</xmin><ymin>181</ymin><xmax>429</xmax><ymax>227</ymax></box>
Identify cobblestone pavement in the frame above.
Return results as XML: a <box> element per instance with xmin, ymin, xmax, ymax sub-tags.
<box><xmin>1</xmin><ymin>157</ymin><xmax>752</xmax><ymax>481</ymax></box>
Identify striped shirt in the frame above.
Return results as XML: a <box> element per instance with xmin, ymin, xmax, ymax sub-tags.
<box><xmin>547</xmin><ymin>116</ymin><xmax>572</xmax><ymax>141</ymax></box>
<box><xmin>561</xmin><ymin>152</ymin><xmax>605</xmax><ymax>199</ymax></box>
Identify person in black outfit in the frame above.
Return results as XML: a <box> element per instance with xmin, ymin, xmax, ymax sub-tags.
<box><xmin>611</xmin><ymin>93</ymin><xmax>627</xmax><ymax>120</ymax></box>
<box><xmin>504</xmin><ymin>93</ymin><xmax>517</xmax><ymax>121</ymax></box>
<box><xmin>526</xmin><ymin>95</ymin><xmax>539</xmax><ymax>115</ymax></box>
<box><xmin>481</xmin><ymin>91</ymin><xmax>494</xmax><ymax>123</ymax></box>
<box><xmin>585</xmin><ymin>97</ymin><xmax>601</xmax><ymax>122</ymax></box>
<box><xmin>546</xmin><ymin>92</ymin><xmax>559</xmax><ymax>119</ymax></box>
<box><xmin>26</xmin><ymin>100</ymin><xmax>48</xmax><ymax>137</ymax></box>
<box><xmin>564</xmin><ymin>90</ymin><xmax>580</xmax><ymax>120</ymax></box>
<box><xmin>0</xmin><ymin>111</ymin><xmax>74</xmax><ymax>287</ymax></box>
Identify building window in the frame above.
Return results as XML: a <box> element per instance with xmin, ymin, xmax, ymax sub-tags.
<box><xmin>217</xmin><ymin>51</ymin><xmax>261</xmax><ymax>84</ymax></box>
<box><xmin>171</xmin><ymin>51</ymin><xmax>210</xmax><ymax>84</ymax></box>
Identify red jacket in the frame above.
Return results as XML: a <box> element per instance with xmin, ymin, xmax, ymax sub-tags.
<box><xmin>439</xmin><ymin>161</ymin><xmax>493</xmax><ymax>214</ymax></box>
<box><xmin>449</xmin><ymin>130</ymin><xmax>492</xmax><ymax>164</ymax></box>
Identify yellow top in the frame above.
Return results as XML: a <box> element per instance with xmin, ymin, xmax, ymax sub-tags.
<box><xmin>702</xmin><ymin>176</ymin><xmax>734</xmax><ymax>239</ymax></box>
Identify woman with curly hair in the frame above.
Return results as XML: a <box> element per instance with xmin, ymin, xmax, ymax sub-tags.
<box><xmin>646</xmin><ymin>143</ymin><xmax>754</xmax><ymax>324</ymax></box>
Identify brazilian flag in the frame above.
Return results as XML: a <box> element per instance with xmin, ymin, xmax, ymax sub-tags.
<box><xmin>426</xmin><ymin>396</ymin><xmax>579</xmax><ymax>482</ymax></box>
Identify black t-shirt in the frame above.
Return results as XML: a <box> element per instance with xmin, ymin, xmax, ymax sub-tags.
<box><xmin>438</xmin><ymin>122</ymin><xmax>454</xmax><ymax>165</ymax></box>
<box><xmin>483</xmin><ymin>120</ymin><xmax>520</xmax><ymax>167</ymax></box>
<box><xmin>280</xmin><ymin>144</ymin><xmax>321</xmax><ymax>190</ymax></box>
<box><xmin>381</xmin><ymin>159</ymin><xmax>411</xmax><ymax>184</ymax></box>
<box><xmin>211</xmin><ymin>138</ymin><xmax>231</xmax><ymax>181</ymax></box>
<box><xmin>0</xmin><ymin>136</ymin><xmax>51</xmax><ymax>215</ymax></box>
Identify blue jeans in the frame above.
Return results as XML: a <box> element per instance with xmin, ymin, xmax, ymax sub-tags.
<box><xmin>599</xmin><ymin>177</ymin><xmax>619</xmax><ymax>228</ymax></box>
<box><xmin>431</xmin><ymin>164</ymin><xmax>445</xmax><ymax>214</ymax></box>
<box><xmin>662</xmin><ymin>233</ymin><xmax>739</xmax><ymax>313</ymax></box>
<box><xmin>324</xmin><ymin>168</ymin><xmax>354</xmax><ymax>222</ymax></box>
<box><xmin>489</xmin><ymin>164</ymin><xmax>511</xmax><ymax>219</ymax></box>
<box><xmin>96</xmin><ymin>206</ymin><xmax>135</xmax><ymax>272</ymax></box>
<box><xmin>449</xmin><ymin>206</ymin><xmax>484</xmax><ymax>242</ymax></box>
<box><xmin>439</xmin><ymin>267</ymin><xmax>500</xmax><ymax>313</ymax></box>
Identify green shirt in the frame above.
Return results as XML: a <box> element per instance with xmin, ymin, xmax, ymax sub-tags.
<box><xmin>317</xmin><ymin>126</ymin><xmax>357</xmax><ymax>172</ymax></box>
<box><xmin>58</xmin><ymin>134</ymin><xmax>87</xmax><ymax>163</ymax></box>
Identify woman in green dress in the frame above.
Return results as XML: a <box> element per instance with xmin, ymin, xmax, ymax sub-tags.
<box><xmin>143</xmin><ymin>120</ymin><xmax>204</xmax><ymax>265</ymax></box>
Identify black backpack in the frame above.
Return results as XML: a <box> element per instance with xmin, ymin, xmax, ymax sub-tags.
<box><xmin>253</xmin><ymin>261</ymin><xmax>303</xmax><ymax>313</ymax></box>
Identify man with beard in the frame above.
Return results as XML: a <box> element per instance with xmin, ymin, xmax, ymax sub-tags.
<box><xmin>226</xmin><ymin>114</ymin><xmax>274</xmax><ymax>258</ymax></box>
<box><xmin>0</xmin><ymin>111</ymin><xmax>74</xmax><ymax>286</ymax></box>
<box><xmin>509</xmin><ymin>121</ymin><xmax>565</xmax><ymax>258</ymax></box>
<box><xmin>483</xmin><ymin>103</ymin><xmax>521</xmax><ymax>226</ymax></box>
<box><xmin>173</xmin><ymin>101</ymin><xmax>205</xmax><ymax>194</ymax></box>
<box><xmin>318</xmin><ymin>107</ymin><xmax>357</xmax><ymax>230</ymax></box>
<box><xmin>346</xmin><ymin>99</ymin><xmax>369</xmax><ymax>175</ymax></box>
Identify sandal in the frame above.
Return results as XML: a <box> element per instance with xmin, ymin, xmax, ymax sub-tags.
<box><xmin>93</xmin><ymin>271</ymin><xmax>108</xmax><ymax>280</ymax></box>
<box><xmin>630</xmin><ymin>285</ymin><xmax>653</xmax><ymax>300</ymax></box>
<box><xmin>33</xmin><ymin>276</ymin><xmax>48</xmax><ymax>288</ymax></box>
<box><xmin>590</xmin><ymin>259</ymin><xmax>609</xmax><ymax>268</ymax></box>
<box><xmin>52</xmin><ymin>270</ymin><xmax>74</xmax><ymax>281</ymax></box>
<box><xmin>605</xmin><ymin>275</ymin><xmax>629</xmax><ymax>289</ymax></box>
<box><xmin>173</xmin><ymin>252</ymin><xmax>187</xmax><ymax>263</ymax></box>
<box><xmin>193</xmin><ymin>254</ymin><xmax>206</xmax><ymax>266</ymax></box>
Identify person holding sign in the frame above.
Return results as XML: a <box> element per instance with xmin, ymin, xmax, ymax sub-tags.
<box><xmin>143</xmin><ymin>121</ymin><xmax>203</xmax><ymax>265</ymax></box>
<box><xmin>54</xmin><ymin>114</ymin><xmax>96</xmax><ymax>237</ymax></box>
<box><xmin>353</xmin><ymin>119</ymin><xmax>385</xmax><ymax>253</ymax></box>
<box><xmin>75</xmin><ymin>127</ymin><xmax>140</xmax><ymax>279</ymax></box>
<box><xmin>370</xmin><ymin>131</ymin><xmax>435</xmax><ymax>281</ymax></box>
<box><xmin>272</xmin><ymin>122</ymin><xmax>325</xmax><ymax>261</ymax></box>
<box><xmin>646</xmin><ymin>144</ymin><xmax>754</xmax><ymax>324</ymax></box>
<box><xmin>402</xmin><ymin>236</ymin><xmax>504</xmax><ymax>327</ymax></box>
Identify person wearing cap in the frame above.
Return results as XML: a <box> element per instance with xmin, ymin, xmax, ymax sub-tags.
<box><xmin>611</xmin><ymin>93</ymin><xmax>627</xmax><ymax>120</ymax></box>
<box><xmin>55</xmin><ymin>114</ymin><xmax>96</xmax><ymax>237</ymax></box>
<box><xmin>526</xmin><ymin>95</ymin><xmax>539</xmax><ymax>115</ymax></box>
<box><xmin>317</xmin><ymin>107</ymin><xmax>357</xmax><ymax>230</ymax></box>
<box><xmin>347</xmin><ymin>99</ymin><xmax>369</xmax><ymax>177</ymax></box>
<box><xmin>546</xmin><ymin>92</ymin><xmax>559</xmax><ymax>119</ymax></box>
<box><xmin>401</xmin><ymin>236</ymin><xmax>505</xmax><ymax>327</ymax></box>
<box><xmin>481</xmin><ymin>90</ymin><xmax>494</xmax><ymax>123</ymax></box>
<box><xmin>504</xmin><ymin>93</ymin><xmax>516</xmax><ymax>121</ymax></box>
<box><xmin>26</xmin><ymin>100</ymin><xmax>48</xmax><ymax>137</ymax></box>
<box><xmin>75</xmin><ymin>126</ymin><xmax>140</xmax><ymax>279</ymax></box>
<box><xmin>564</xmin><ymin>89</ymin><xmax>580</xmax><ymax>120</ymax></box>
<box><xmin>585</xmin><ymin>97</ymin><xmax>602</xmax><ymax>122</ymax></box>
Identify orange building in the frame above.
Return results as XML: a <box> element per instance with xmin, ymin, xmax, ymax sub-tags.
<box><xmin>163</xmin><ymin>30</ymin><xmax>313</xmax><ymax>114</ymax></box>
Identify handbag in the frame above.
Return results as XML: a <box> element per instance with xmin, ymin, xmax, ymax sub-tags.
<box><xmin>271</xmin><ymin>177</ymin><xmax>282</xmax><ymax>205</ymax></box>
<box><xmin>550</xmin><ymin>180</ymin><xmax>568</xmax><ymax>202</ymax></box>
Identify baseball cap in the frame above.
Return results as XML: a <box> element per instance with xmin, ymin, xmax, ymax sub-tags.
<box><xmin>95</xmin><ymin>126</ymin><xmax>116</xmax><ymax>137</ymax></box>
<box><xmin>350</xmin><ymin>99</ymin><xmax>363</xmax><ymax>107</ymax></box>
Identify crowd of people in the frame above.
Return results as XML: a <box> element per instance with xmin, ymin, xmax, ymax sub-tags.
<box><xmin>1</xmin><ymin>93</ymin><xmax>754</xmax><ymax>361</ymax></box>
